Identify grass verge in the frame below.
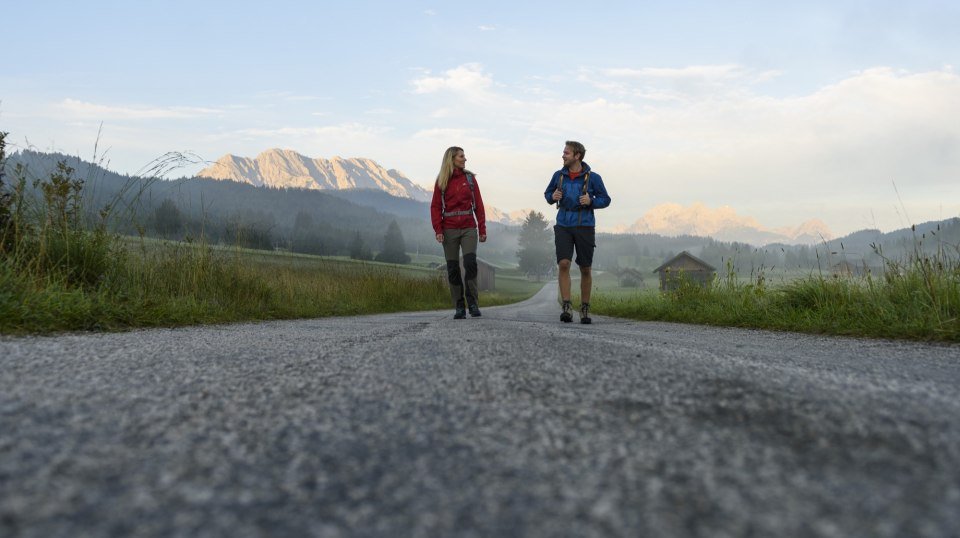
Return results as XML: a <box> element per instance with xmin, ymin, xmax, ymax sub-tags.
<box><xmin>0</xmin><ymin>238</ymin><xmax>540</xmax><ymax>334</ymax></box>
<box><xmin>593</xmin><ymin>259</ymin><xmax>960</xmax><ymax>342</ymax></box>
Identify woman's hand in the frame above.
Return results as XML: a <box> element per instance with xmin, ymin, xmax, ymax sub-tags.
<box><xmin>435</xmin><ymin>233</ymin><xmax>444</xmax><ymax>243</ymax></box>
<box><xmin>479</xmin><ymin>234</ymin><xmax>487</xmax><ymax>243</ymax></box>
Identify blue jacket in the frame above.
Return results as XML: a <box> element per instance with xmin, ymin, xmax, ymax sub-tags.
<box><xmin>543</xmin><ymin>162</ymin><xmax>611</xmax><ymax>227</ymax></box>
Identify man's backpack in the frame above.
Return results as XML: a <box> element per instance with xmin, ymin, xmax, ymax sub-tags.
<box><xmin>556</xmin><ymin>171</ymin><xmax>591</xmax><ymax>208</ymax></box>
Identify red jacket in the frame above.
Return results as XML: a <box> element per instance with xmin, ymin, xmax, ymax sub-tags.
<box><xmin>431</xmin><ymin>168</ymin><xmax>487</xmax><ymax>235</ymax></box>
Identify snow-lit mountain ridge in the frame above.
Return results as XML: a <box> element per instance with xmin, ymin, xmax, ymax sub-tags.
<box><xmin>197</xmin><ymin>148</ymin><xmax>432</xmax><ymax>201</ymax></box>
<box><xmin>614</xmin><ymin>202</ymin><xmax>833</xmax><ymax>245</ymax></box>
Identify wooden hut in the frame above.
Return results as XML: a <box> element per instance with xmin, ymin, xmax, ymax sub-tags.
<box><xmin>831</xmin><ymin>260</ymin><xmax>860</xmax><ymax>277</ymax></box>
<box><xmin>653</xmin><ymin>251</ymin><xmax>716</xmax><ymax>291</ymax></box>
<box><xmin>612</xmin><ymin>267</ymin><xmax>646</xmax><ymax>288</ymax></box>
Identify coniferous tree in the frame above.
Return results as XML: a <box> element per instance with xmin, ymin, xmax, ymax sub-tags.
<box><xmin>291</xmin><ymin>211</ymin><xmax>325</xmax><ymax>254</ymax></box>
<box><xmin>0</xmin><ymin>132</ymin><xmax>11</xmax><ymax>245</ymax></box>
<box><xmin>154</xmin><ymin>199</ymin><xmax>183</xmax><ymax>239</ymax></box>
<box><xmin>349</xmin><ymin>230</ymin><xmax>372</xmax><ymax>260</ymax></box>
<box><xmin>375</xmin><ymin>220</ymin><xmax>410</xmax><ymax>264</ymax></box>
<box><xmin>517</xmin><ymin>210</ymin><xmax>553</xmax><ymax>280</ymax></box>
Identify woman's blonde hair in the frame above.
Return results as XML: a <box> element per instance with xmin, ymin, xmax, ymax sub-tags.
<box><xmin>435</xmin><ymin>146</ymin><xmax>465</xmax><ymax>191</ymax></box>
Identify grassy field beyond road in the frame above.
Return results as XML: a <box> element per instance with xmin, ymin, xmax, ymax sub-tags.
<box><xmin>592</xmin><ymin>260</ymin><xmax>960</xmax><ymax>342</ymax></box>
<box><xmin>0</xmin><ymin>239</ymin><xmax>541</xmax><ymax>335</ymax></box>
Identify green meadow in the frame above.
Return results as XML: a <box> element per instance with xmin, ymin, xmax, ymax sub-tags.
<box><xmin>590</xmin><ymin>259</ymin><xmax>960</xmax><ymax>342</ymax></box>
<box><xmin>0</xmin><ymin>235</ymin><xmax>544</xmax><ymax>335</ymax></box>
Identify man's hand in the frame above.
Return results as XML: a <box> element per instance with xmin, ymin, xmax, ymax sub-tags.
<box><xmin>435</xmin><ymin>233</ymin><xmax>444</xmax><ymax>243</ymax></box>
<box><xmin>579</xmin><ymin>194</ymin><xmax>592</xmax><ymax>206</ymax></box>
<box><xmin>479</xmin><ymin>234</ymin><xmax>487</xmax><ymax>243</ymax></box>
<box><xmin>552</xmin><ymin>189</ymin><xmax>562</xmax><ymax>202</ymax></box>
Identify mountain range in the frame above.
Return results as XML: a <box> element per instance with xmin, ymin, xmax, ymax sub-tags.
<box><xmin>197</xmin><ymin>149</ymin><xmax>835</xmax><ymax>242</ymax></box>
<box><xmin>198</xmin><ymin>149</ymin><xmax>432</xmax><ymax>202</ymax></box>
<box><xmin>198</xmin><ymin>148</ymin><xmax>537</xmax><ymax>226</ymax></box>
<box><xmin>615</xmin><ymin>202</ymin><xmax>834</xmax><ymax>245</ymax></box>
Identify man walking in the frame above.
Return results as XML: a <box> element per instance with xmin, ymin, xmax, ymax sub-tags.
<box><xmin>544</xmin><ymin>141</ymin><xmax>611</xmax><ymax>324</ymax></box>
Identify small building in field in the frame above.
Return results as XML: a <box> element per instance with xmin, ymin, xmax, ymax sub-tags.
<box><xmin>436</xmin><ymin>257</ymin><xmax>497</xmax><ymax>291</ymax></box>
<box><xmin>832</xmin><ymin>260</ymin><xmax>856</xmax><ymax>277</ymax></box>
<box><xmin>613</xmin><ymin>267</ymin><xmax>646</xmax><ymax>288</ymax></box>
<box><xmin>831</xmin><ymin>259</ymin><xmax>878</xmax><ymax>277</ymax></box>
<box><xmin>653</xmin><ymin>251</ymin><xmax>716</xmax><ymax>291</ymax></box>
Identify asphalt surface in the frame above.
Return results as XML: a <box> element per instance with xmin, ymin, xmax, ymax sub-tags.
<box><xmin>2</xmin><ymin>283</ymin><xmax>960</xmax><ymax>537</ymax></box>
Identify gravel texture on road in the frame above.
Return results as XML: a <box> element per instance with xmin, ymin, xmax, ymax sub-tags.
<box><xmin>2</xmin><ymin>284</ymin><xmax>959</xmax><ymax>537</ymax></box>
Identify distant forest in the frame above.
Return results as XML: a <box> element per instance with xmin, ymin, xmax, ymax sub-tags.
<box><xmin>6</xmin><ymin>150</ymin><xmax>959</xmax><ymax>273</ymax></box>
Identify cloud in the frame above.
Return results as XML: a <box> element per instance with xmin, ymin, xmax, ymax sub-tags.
<box><xmin>30</xmin><ymin>64</ymin><xmax>958</xmax><ymax>237</ymax></box>
<box><xmin>411</xmin><ymin>63</ymin><xmax>495</xmax><ymax>99</ymax></box>
<box><xmin>205</xmin><ymin>123</ymin><xmax>393</xmax><ymax>143</ymax></box>
<box><xmin>404</xmin><ymin>63</ymin><xmax>960</xmax><ymax>234</ymax></box>
<box><xmin>58</xmin><ymin>99</ymin><xmax>222</xmax><ymax>120</ymax></box>
<box><xmin>479</xmin><ymin>25</ymin><xmax>496</xmax><ymax>31</ymax></box>
<box><xmin>603</xmin><ymin>64</ymin><xmax>774</xmax><ymax>82</ymax></box>
<box><xmin>584</xmin><ymin>64</ymin><xmax>782</xmax><ymax>101</ymax></box>
<box><xmin>255</xmin><ymin>90</ymin><xmax>327</xmax><ymax>102</ymax></box>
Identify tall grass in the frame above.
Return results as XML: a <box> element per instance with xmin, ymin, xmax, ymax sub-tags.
<box><xmin>594</xmin><ymin>248</ymin><xmax>960</xmax><ymax>342</ymax></box>
<box><xmin>0</xmin><ymin>133</ymin><xmax>463</xmax><ymax>334</ymax></box>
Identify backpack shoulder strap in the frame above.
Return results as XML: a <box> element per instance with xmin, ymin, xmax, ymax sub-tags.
<box><xmin>465</xmin><ymin>172</ymin><xmax>477</xmax><ymax>212</ymax></box>
<box><xmin>583</xmin><ymin>171</ymin><xmax>590</xmax><ymax>195</ymax></box>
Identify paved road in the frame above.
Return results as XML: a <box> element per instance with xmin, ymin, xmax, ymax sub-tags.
<box><xmin>2</xmin><ymin>284</ymin><xmax>959</xmax><ymax>537</ymax></box>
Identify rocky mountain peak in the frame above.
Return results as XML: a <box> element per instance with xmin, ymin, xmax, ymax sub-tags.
<box><xmin>615</xmin><ymin>202</ymin><xmax>834</xmax><ymax>245</ymax></box>
<box><xmin>198</xmin><ymin>149</ymin><xmax>432</xmax><ymax>201</ymax></box>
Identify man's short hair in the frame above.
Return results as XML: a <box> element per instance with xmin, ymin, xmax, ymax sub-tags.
<box><xmin>565</xmin><ymin>141</ymin><xmax>586</xmax><ymax>161</ymax></box>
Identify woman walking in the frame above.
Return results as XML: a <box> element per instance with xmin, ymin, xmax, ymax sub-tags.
<box><xmin>431</xmin><ymin>146</ymin><xmax>487</xmax><ymax>319</ymax></box>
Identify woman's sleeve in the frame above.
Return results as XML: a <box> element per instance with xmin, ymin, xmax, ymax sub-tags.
<box><xmin>430</xmin><ymin>184</ymin><xmax>443</xmax><ymax>234</ymax></box>
<box><xmin>473</xmin><ymin>177</ymin><xmax>487</xmax><ymax>236</ymax></box>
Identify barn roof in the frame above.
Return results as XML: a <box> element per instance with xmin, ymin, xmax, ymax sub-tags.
<box><xmin>653</xmin><ymin>250</ymin><xmax>717</xmax><ymax>273</ymax></box>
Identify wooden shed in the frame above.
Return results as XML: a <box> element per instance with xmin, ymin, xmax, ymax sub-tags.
<box><xmin>653</xmin><ymin>251</ymin><xmax>716</xmax><ymax>291</ymax></box>
<box><xmin>830</xmin><ymin>260</ymin><xmax>861</xmax><ymax>277</ymax></box>
<box><xmin>612</xmin><ymin>267</ymin><xmax>646</xmax><ymax>288</ymax></box>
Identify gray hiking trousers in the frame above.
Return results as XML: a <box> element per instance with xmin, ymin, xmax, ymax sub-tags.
<box><xmin>442</xmin><ymin>228</ymin><xmax>479</xmax><ymax>307</ymax></box>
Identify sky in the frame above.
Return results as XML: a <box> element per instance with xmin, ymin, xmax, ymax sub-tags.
<box><xmin>3</xmin><ymin>0</ymin><xmax>959</xmax><ymax>236</ymax></box>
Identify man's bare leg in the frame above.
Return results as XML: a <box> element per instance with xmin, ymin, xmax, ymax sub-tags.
<box><xmin>580</xmin><ymin>266</ymin><xmax>592</xmax><ymax>303</ymax></box>
<box><xmin>558</xmin><ymin>259</ymin><xmax>572</xmax><ymax>301</ymax></box>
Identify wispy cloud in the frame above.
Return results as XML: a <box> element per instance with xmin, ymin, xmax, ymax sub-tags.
<box><xmin>256</xmin><ymin>90</ymin><xmax>328</xmax><ymax>102</ymax></box>
<box><xmin>581</xmin><ymin>64</ymin><xmax>782</xmax><ymax>101</ymax></box>
<box><xmin>411</xmin><ymin>63</ymin><xmax>494</xmax><ymax>97</ymax></box>
<box><xmin>479</xmin><ymin>25</ymin><xmax>496</xmax><ymax>31</ymax></box>
<box><xmin>204</xmin><ymin>123</ymin><xmax>393</xmax><ymax>143</ymax></box>
<box><xmin>58</xmin><ymin>99</ymin><xmax>223</xmax><ymax>120</ymax></box>
<box><xmin>404</xmin><ymin>63</ymin><xmax>960</xmax><ymax>232</ymax></box>
<box><xmin>603</xmin><ymin>64</ymin><xmax>757</xmax><ymax>80</ymax></box>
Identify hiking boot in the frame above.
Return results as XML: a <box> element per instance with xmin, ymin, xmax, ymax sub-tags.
<box><xmin>468</xmin><ymin>303</ymin><xmax>482</xmax><ymax>317</ymax></box>
<box><xmin>560</xmin><ymin>300</ymin><xmax>573</xmax><ymax>323</ymax></box>
<box><xmin>579</xmin><ymin>302</ymin><xmax>592</xmax><ymax>324</ymax></box>
<box><xmin>454</xmin><ymin>306</ymin><xmax>467</xmax><ymax>319</ymax></box>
